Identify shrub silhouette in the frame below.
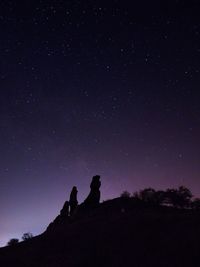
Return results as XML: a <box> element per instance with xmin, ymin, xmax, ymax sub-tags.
<box><xmin>120</xmin><ymin>191</ymin><xmax>131</xmax><ymax>198</ymax></box>
<box><xmin>139</xmin><ymin>188</ymin><xmax>156</xmax><ymax>202</ymax></box>
<box><xmin>191</xmin><ymin>198</ymin><xmax>200</xmax><ymax>209</ymax></box>
<box><xmin>154</xmin><ymin>190</ymin><xmax>166</xmax><ymax>205</ymax></box>
<box><xmin>7</xmin><ymin>238</ymin><xmax>19</xmax><ymax>246</ymax></box>
<box><xmin>22</xmin><ymin>232</ymin><xmax>33</xmax><ymax>241</ymax></box>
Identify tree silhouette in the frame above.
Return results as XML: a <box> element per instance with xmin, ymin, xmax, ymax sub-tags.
<box><xmin>22</xmin><ymin>232</ymin><xmax>33</xmax><ymax>241</ymax></box>
<box><xmin>155</xmin><ymin>190</ymin><xmax>166</xmax><ymax>205</ymax></box>
<box><xmin>132</xmin><ymin>186</ymin><xmax>192</xmax><ymax>208</ymax></box>
<box><xmin>120</xmin><ymin>191</ymin><xmax>131</xmax><ymax>198</ymax></box>
<box><xmin>191</xmin><ymin>198</ymin><xmax>200</xmax><ymax>209</ymax></box>
<box><xmin>7</xmin><ymin>238</ymin><xmax>19</xmax><ymax>246</ymax></box>
<box><xmin>137</xmin><ymin>188</ymin><xmax>164</xmax><ymax>205</ymax></box>
<box><xmin>165</xmin><ymin>186</ymin><xmax>192</xmax><ymax>208</ymax></box>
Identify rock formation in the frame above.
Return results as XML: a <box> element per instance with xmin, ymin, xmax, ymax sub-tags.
<box><xmin>83</xmin><ymin>175</ymin><xmax>101</xmax><ymax>207</ymax></box>
<box><xmin>60</xmin><ymin>201</ymin><xmax>69</xmax><ymax>218</ymax></box>
<box><xmin>69</xmin><ymin>186</ymin><xmax>78</xmax><ymax>216</ymax></box>
<box><xmin>46</xmin><ymin>176</ymin><xmax>101</xmax><ymax>231</ymax></box>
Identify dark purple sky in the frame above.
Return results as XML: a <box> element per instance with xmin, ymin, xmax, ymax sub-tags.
<box><xmin>0</xmin><ymin>0</ymin><xmax>200</xmax><ymax>246</ymax></box>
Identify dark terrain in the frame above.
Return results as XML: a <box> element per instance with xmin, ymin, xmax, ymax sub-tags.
<box><xmin>0</xmin><ymin>197</ymin><xmax>200</xmax><ymax>267</ymax></box>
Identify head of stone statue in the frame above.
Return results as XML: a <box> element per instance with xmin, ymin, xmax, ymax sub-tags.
<box><xmin>72</xmin><ymin>186</ymin><xmax>78</xmax><ymax>192</ymax></box>
<box><xmin>93</xmin><ymin>175</ymin><xmax>100</xmax><ymax>182</ymax></box>
<box><xmin>90</xmin><ymin>175</ymin><xmax>101</xmax><ymax>190</ymax></box>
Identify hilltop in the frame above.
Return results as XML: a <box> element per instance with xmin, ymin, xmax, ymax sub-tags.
<box><xmin>0</xmin><ymin>197</ymin><xmax>200</xmax><ymax>267</ymax></box>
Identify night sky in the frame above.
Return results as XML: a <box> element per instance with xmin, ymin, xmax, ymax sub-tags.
<box><xmin>0</xmin><ymin>0</ymin><xmax>200</xmax><ymax>246</ymax></box>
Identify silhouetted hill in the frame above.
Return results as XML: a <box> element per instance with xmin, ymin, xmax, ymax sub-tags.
<box><xmin>1</xmin><ymin>197</ymin><xmax>200</xmax><ymax>267</ymax></box>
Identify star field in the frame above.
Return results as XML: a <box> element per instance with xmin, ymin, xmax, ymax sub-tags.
<box><xmin>0</xmin><ymin>0</ymin><xmax>200</xmax><ymax>246</ymax></box>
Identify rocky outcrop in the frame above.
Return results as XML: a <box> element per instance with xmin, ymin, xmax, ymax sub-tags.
<box><xmin>83</xmin><ymin>175</ymin><xmax>101</xmax><ymax>207</ymax></box>
<box><xmin>69</xmin><ymin>186</ymin><xmax>78</xmax><ymax>216</ymax></box>
<box><xmin>46</xmin><ymin>176</ymin><xmax>101</xmax><ymax>231</ymax></box>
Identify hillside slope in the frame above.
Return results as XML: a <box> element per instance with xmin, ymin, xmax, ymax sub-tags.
<box><xmin>0</xmin><ymin>198</ymin><xmax>200</xmax><ymax>267</ymax></box>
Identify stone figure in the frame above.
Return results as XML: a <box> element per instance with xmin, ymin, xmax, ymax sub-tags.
<box><xmin>69</xmin><ymin>186</ymin><xmax>78</xmax><ymax>215</ymax></box>
<box><xmin>60</xmin><ymin>201</ymin><xmax>69</xmax><ymax>217</ymax></box>
<box><xmin>84</xmin><ymin>175</ymin><xmax>101</xmax><ymax>207</ymax></box>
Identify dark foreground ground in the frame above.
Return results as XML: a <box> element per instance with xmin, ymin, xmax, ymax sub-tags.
<box><xmin>0</xmin><ymin>198</ymin><xmax>200</xmax><ymax>267</ymax></box>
